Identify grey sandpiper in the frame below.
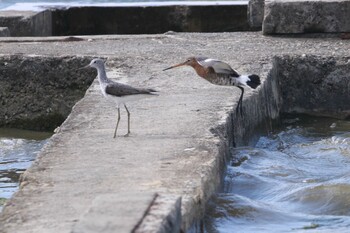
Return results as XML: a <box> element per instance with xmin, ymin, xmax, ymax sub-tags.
<box><xmin>81</xmin><ymin>58</ymin><xmax>158</xmax><ymax>138</ymax></box>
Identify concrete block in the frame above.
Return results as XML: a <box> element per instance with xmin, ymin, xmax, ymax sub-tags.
<box><xmin>31</xmin><ymin>10</ymin><xmax>52</xmax><ymax>36</ymax></box>
<box><xmin>0</xmin><ymin>11</ymin><xmax>33</xmax><ymax>36</ymax></box>
<box><xmin>275</xmin><ymin>55</ymin><xmax>350</xmax><ymax>118</ymax></box>
<box><xmin>248</xmin><ymin>0</ymin><xmax>264</xmax><ymax>29</ymax></box>
<box><xmin>263</xmin><ymin>0</ymin><xmax>350</xmax><ymax>34</ymax></box>
<box><xmin>0</xmin><ymin>27</ymin><xmax>10</xmax><ymax>36</ymax></box>
<box><xmin>0</xmin><ymin>10</ymin><xmax>51</xmax><ymax>36</ymax></box>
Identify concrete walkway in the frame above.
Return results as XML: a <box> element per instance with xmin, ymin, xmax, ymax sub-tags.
<box><xmin>0</xmin><ymin>32</ymin><xmax>350</xmax><ymax>232</ymax></box>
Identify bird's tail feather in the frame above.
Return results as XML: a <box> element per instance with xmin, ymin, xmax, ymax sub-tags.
<box><xmin>246</xmin><ymin>74</ymin><xmax>261</xmax><ymax>89</ymax></box>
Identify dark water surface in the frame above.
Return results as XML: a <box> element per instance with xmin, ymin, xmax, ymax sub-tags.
<box><xmin>0</xmin><ymin>128</ymin><xmax>51</xmax><ymax>211</ymax></box>
<box><xmin>205</xmin><ymin>115</ymin><xmax>350</xmax><ymax>233</ymax></box>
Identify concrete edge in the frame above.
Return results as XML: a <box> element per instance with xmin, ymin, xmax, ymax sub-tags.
<box><xmin>71</xmin><ymin>193</ymin><xmax>158</xmax><ymax>233</ymax></box>
<box><xmin>135</xmin><ymin>194</ymin><xmax>182</xmax><ymax>233</ymax></box>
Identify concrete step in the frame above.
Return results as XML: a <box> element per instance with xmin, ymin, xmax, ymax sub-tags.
<box><xmin>263</xmin><ymin>0</ymin><xmax>350</xmax><ymax>34</ymax></box>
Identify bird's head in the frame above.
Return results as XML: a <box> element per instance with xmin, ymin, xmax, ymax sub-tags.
<box><xmin>88</xmin><ymin>58</ymin><xmax>105</xmax><ymax>69</ymax></box>
<box><xmin>79</xmin><ymin>58</ymin><xmax>106</xmax><ymax>70</ymax></box>
<box><xmin>163</xmin><ymin>57</ymin><xmax>198</xmax><ymax>71</ymax></box>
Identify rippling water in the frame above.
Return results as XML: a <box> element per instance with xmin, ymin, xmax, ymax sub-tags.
<box><xmin>205</xmin><ymin>115</ymin><xmax>350</xmax><ymax>233</ymax></box>
<box><xmin>0</xmin><ymin>129</ymin><xmax>51</xmax><ymax>211</ymax></box>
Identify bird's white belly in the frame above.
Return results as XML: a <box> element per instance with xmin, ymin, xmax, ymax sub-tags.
<box><xmin>236</xmin><ymin>75</ymin><xmax>250</xmax><ymax>87</ymax></box>
<box><xmin>105</xmin><ymin>93</ymin><xmax>155</xmax><ymax>106</ymax></box>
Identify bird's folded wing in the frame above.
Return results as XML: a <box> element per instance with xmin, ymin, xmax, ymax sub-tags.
<box><xmin>198</xmin><ymin>59</ymin><xmax>240</xmax><ymax>77</ymax></box>
<box><xmin>105</xmin><ymin>83</ymin><xmax>155</xmax><ymax>97</ymax></box>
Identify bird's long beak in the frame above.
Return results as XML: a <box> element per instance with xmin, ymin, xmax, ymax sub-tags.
<box><xmin>163</xmin><ymin>62</ymin><xmax>186</xmax><ymax>71</ymax></box>
<box><xmin>77</xmin><ymin>64</ymin><xmax>90</xmax><ymax>70</ymax></box>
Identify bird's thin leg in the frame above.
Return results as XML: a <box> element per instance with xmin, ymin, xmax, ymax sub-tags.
<box><xmin>124</xmin><ymin>104</ymin><xmax>131</xmax><ymax>137</ymax></box>
<box><xmin>239</xmin><ymin>87</ymin><xmax>244</xmax><ymax>116</ymax></box>
<box><xmin>235</xmin><ymin>86</ymin><xmax>244</xmax><ymax>116</ymax></box>
<box><xmin>113</xmin><ymin>106</ymin><xmax>121</xmax><ymax>138</ymax></box>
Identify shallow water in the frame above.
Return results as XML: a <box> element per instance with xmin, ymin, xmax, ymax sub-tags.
<box><xmin>0</xmin><ymin>128</ymin><xmax>51</xmax><ymax>211</ymax></box>
<box><xmin>204</xmin><ymin>115</ymin><xmax>350</xmax><ymax>233</ymax></box>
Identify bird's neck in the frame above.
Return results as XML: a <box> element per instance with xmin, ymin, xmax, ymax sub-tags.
<box><xmin>97</xmin><ymin>67</ymin><xmax>109</xmax><ymax>83</ymax></box>
<box><xmin>191</xmin><ymin>62</ymin><xmax>207</xmax><ymax>79</ymax></box>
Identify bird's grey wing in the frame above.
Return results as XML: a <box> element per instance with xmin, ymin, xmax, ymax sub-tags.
<box><xmin>198</xmin><ymin>58</ymin><xmax>240</xmax><ymax>77</ymax></box>
<box><xmin>105</xmin><ymin>82</ymin><xmax>156</xmax><ymax>97</ymax></box>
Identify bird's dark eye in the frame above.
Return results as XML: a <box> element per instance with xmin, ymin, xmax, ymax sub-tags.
<box><xmin>93</xmin><ymin>61</ymin><xmax>96</xmax><ymax>63</ymax></box>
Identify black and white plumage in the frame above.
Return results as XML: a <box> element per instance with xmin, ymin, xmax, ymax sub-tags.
<box><xmin>82</xmin><ymin>58</ymin><xmax>157</xmax><ymax>138</ymax></box>
<box><xmin>163</xmin><ymin>56</ymin><xmax>261</xmax><ymax>114</ymax></box>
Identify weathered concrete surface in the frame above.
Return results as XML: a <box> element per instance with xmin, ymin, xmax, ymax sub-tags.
<box><xmin>0</xmin><ymin>56</ymin><xmax>96</xmax><ymax>131</ymax></box>
<box><xmin>0</xmin><ymin>33</ymin><xmax>350</xmax><ymax>232</ymax></box>
<box><xmin>248</xmin><ymin>0</ymin><xmax>264</xmax><ymax>29</ymax></box>
<box><xmin>263</xmin><ymin>0</ymin><xmax>350</xmax><ymax>34</ymax></box>
<box><xmin>134</xmin><ymin>194</ymin><xmax>182</xmax><ymax>233</ymax></box>
<box><xmin>72</xmin><ymin>193</ymin><xmax>181</xmax><ymax>233</ymax></box>
<box><xmin>72</xmin><ymin>192</ymin><xmax>155</xmax><ymax>233</ymax></box>
<box><xmin>0</xmin><ymin>10</ymin><xmax>52</xmax><ymax>36</ymax></box>
<box><xmin>0</xmin><ymin>27</ymin><xmax>10</xmax><ymax>37</ymax></box>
